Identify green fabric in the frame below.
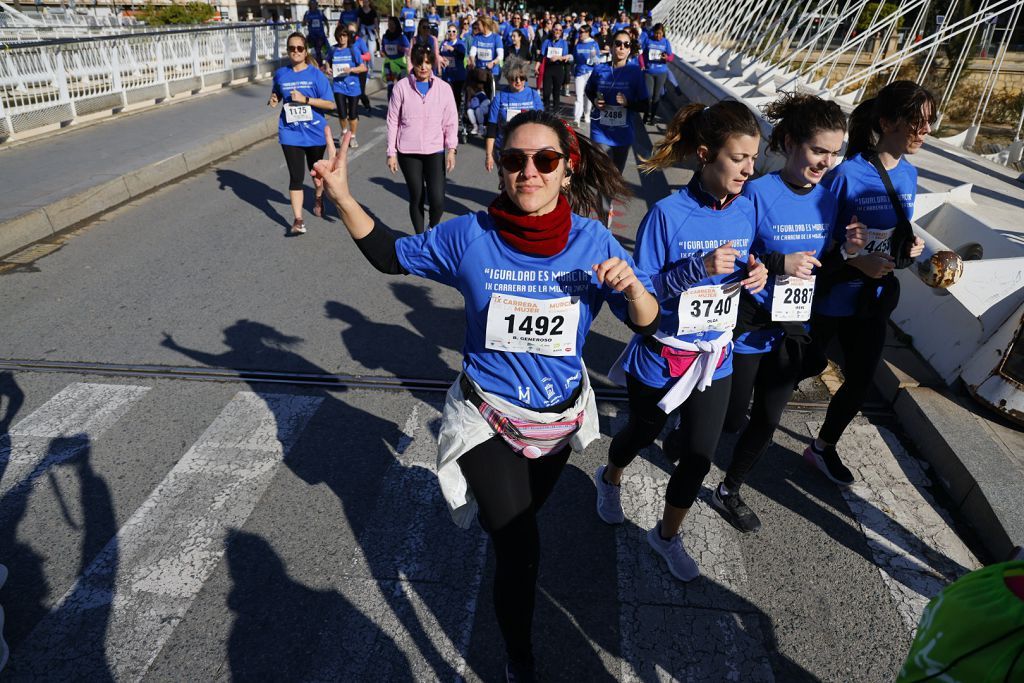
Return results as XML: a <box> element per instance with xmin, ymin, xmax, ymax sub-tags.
<box><xmin>382</xmin><ymin>56</ymin><xmax>408</xmax><ymax>80</ymax></box>
<box><xmin>898</xmin><ymin>561</ymin><xmax>1024</xmax><ymax>682</ymax></box>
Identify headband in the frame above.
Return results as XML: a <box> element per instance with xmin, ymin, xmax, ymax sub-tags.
<box><xmin>560</xmin><ymin>119</ymin><xmax>581</xmax><ymax>171</ymax></box>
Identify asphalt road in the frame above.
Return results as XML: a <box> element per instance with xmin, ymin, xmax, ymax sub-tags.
<box><xmin>0</xmin><ymin>89</ymin><xmax>981</xmax><ymax>682</ymax></box>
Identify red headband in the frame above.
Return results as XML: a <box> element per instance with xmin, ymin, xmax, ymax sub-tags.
<box><xmin>560</xmin><ymin>119</ymin><xmax>581</xmax><ymax>171</ymax></box>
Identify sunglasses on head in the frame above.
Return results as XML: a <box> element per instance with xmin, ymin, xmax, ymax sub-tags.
<box><xmin>287</xmin><ymin>44</ymin><xmax>307</xmax><ymax>53</ymax></box>
<box><xmin>499</xmin><ymin>149</ymin><xmax>567</xmax><ymax>174</ymax></box>
<box><xmin>613</xmin><ymin>40</ymin><xmax>631</xmax><ymax>48</ymax></box>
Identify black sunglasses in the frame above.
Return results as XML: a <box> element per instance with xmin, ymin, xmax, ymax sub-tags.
<box><xmin>499</xmin><ymin>149</ymin><xmax>567</xmax><ymax>174</ymax></box>
<box><xmin>287</xmin><ymin>45</ymin><xmax>307</xmax><ymax>53</ymax></box>
<box><xmin>613</xmin><ymin>40</ymin><xmax>631</xmax><ymax>48</ymax></box>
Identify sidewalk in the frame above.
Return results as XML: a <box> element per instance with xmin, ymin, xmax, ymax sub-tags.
<box><xmin>0</xmin><ymin>77</ymin><xmax>383</xmax><ymax>258</ymax></box>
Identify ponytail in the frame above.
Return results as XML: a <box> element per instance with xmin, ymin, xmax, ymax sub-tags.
<box><xmin>845</xmin><ymin>80</ymin><xmax>937</xmax><ymax>159</ymax></box>
<box><xmin>640</xmin><ymin>100</ymin><xmax>759</xmax><ymax>173</ymax></box>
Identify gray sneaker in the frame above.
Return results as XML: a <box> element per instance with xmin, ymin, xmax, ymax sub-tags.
<box><xmin>593</xmin><ymin>465</ymin><xmax>624</xmax><ymax>524</ymax></box>
<box><xmin>647</xmin><ymin>523</ymin><xmax>700</xmax><ymax>582</ymax></box>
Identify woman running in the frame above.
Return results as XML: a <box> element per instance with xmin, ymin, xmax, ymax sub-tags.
<box><xmin>327</xmin><ymin>25</ymin><xmax>368</xmax><ymax>148</ymax></box>
<box><xmin>268</xmin><ymin>32</ymin><xmax>337</xmax><ymax>235</ymax></box>
<box><xmin>440</xmin><ymin>24</ymin><xmax>468</xmax><ymax>140</ymax></box>
<box><xmin>538</xmin><ymin>23</ymin><xmax>571</xmax><ymax>113</ymax></box>
<box><xmin>641</xmin><ymin>23</ymin><xmax>673</xmax><ymax>125</ymax></box>
<box><xmin>470</xmin><ymin>17</ymin><xmax>504</xmax><ymax>95</ymax></box>
<box><xmin>711</xmin><ymin>93</ymin><xmax>858</xmax><ymax>533</ymax></box>
<box><xmin>345</xmin><ymin>20</ymin><xmax>373</xmax><ymax>112</ymax></box>
<box><xmin>413</xmin><ymin>18</ymin><xmax>442</xmax><ymax>74</ymax></box>
<box><xmin>805</xmin><ymin>80</ymin><xmax>929</xmax><ymax>484</ymax></box>
<box><xmin>505</xmin><ymin>28</ymin><xmax>533</xmax><ymax>64</ymax></box>
<box><xmin>381</xmin><ymin>17</ymin><xmax>411</xmax><ymax>102</ymax></box>
<box><xmin>484</xmin><ymin>58</ymin><xmax>544</xmax><ymax>172</ymax></box>
<box><xmin>595</xmin><ymin>101</ymin><xmax>767</xmax><ymax>581</ymax></box>
<box><xmin>313</xmin><ymin>109</ymin><xmax>658</xmax><ymax>683</ymax></box>
<box><xmin>585</xmin><ymin>29</ymin><xmax>648</xmax><ymax>224</ymax></box>
<box><xmin>386</xmin><ymin>44</ymin><xmax>458</xmax><ymax>234</ymax></box>
<box><xmin>571</xmin><ymin>25</ymin><xmax>599</xmax><ymax>127</ymax></box>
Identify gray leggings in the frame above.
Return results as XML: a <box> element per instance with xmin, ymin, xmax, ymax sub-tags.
<box><xmin>645</xmin><ymin>71</ymin><xmax>669</xmax><ymax>115</ymax></box>
<box><xmin>597</xmin><ymin>142</ymin><xmax>630</xmax><ymax>224</ymax></box>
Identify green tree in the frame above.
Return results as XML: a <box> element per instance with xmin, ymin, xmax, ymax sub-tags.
<box><xmin>140</xmin><ymin>2</ymin><xmax>217</xmax><ymax>26</ymax></box>
<box><xmin>856</xmin><ymin>2</ymin><xmax>905</xmax><ymax>31</ymax></box>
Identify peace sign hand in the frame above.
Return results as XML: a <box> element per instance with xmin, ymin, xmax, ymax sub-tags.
<box><xmin>311</xmin><ymin>131</ymin><xmax>353</xmax><ymax>206</ymax></box>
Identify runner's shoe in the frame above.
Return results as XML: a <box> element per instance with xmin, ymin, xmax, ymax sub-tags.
<box><xmin>593</xmin><ymin>465</ymin><xmax>624</xmax><ymax>524</ymax></box>
<box><xmin>711</xmin><ymin>484</ymin><xmax>762</xmax><ymax>533</ymax></box>
<box><xmin>803</xmin><ymin>443</ymin><xmax>854</xmax><ymax>486</ymax></box>
<box><xmin>289</xmin><ymin>219</ymin><xmax>306</xmax><ymax>236</ymax></box>
<box><xmin>647</xmin><ymin>522</ymin><xmax>699</xmax><ymax>581</ymax></box>
<box><xmin>349</xmin><ymin>137</ymin><xmax>359</xmax><ymax>149</ymax></box>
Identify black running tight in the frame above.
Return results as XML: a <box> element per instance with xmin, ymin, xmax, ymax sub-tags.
<box><xmin>396</xmin><ymin>151</ymin><xmax>446</xmax><ymax>233</ymax></box>
<box><xmin>281</xmin><ymin>144</ymin><xmax>326</xmax><ymax>191</ymax></box>
<box><xmin>458</xmin><ymin>437</ymin><xmax>571</xmax><ymax>667</ymax></box>
<box><xmin>542</xmin><ymin>62</ymin><xmax>566</xmax><ymax>112</ymax></box>
<box><xmin>609</xmin><ymin>373</ymin><xmax>732</xmax><ymax>509</ymax></box>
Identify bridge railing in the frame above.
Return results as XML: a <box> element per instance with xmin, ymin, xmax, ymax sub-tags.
<box><xmin>0</xmin><ymin>22</ymin><xmax>299</xmax><ymax>140</ymax></box>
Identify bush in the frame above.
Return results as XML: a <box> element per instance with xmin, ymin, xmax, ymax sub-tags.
<box><xmin>856</xmin><ymin>2</ymin><xmax>904</xmax><ymax>31</ymax></box>
<box><xmin>140</xmin><ymin>2</ymin><xmax>217</xmax><ymax>26</ymax></box>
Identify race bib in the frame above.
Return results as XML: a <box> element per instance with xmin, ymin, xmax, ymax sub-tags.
<box><xmin>676</xmin><ymin>284</ymin><xmax>740</xmax><ymax>335</ymax></box>
<box><xmin>546</xmin><ymin>46</ymin><xmax>563</xmax><ymax>58</ymax></box>
<box><xmin>485</xmin><ymin>294</ymin><xmax>581</xmax><ymax>356</ymax></box>
<box><xmin>311</xmin><ymin>19</ymin><xmax>321</xmax><ymax>29</ymax></box>
<box><xmin>384</xmin><ymin>43</ymin><xmax>399</xmax><ymax>56</ymax></box>
<box><xmin>284</xmin><ymin>103</ymin><xmax>313</xmax><ymax>123</ymax></box>
<box><xmin>863</xmin><ymin>227</ymin><xmax>895</xmax><ymax>255</ymax></box>
<box><xmin>770</xmin><ymin>275</ymin><xmax>815</xmax><ymax>322</ymax></box>
<box><xmin>476</xmin><ymin>47</ymin><xmax>493</xmax><ymax>61</ymax></box>
<box><xmin>601</xmin><ymin>104</ymin><xmax>627</xmax><ymax>127</ymax></box>
<box><xmin>504</xmin><ymin>107</ymin><xmax>522</xmax><ymax>121</ymax></box>
<box><xmin>648</xmin><ymin>48</ymin><xmax>663</xmax><ymax>61</ymax></box>
<box><xmin>404</xmin><ymin>17</ymin><xmax>415</xmax><ymax>29</ymax></box>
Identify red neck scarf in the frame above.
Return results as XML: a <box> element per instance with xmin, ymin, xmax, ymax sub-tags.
<box><xmin>488</xmin><ymin>193</ymin><xmax>572</xmax><ymax>257</ymax></box>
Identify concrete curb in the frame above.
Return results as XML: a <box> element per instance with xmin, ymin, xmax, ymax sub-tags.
<box><xmin>0</xmin><ymin>77</ymin><xmax>386</xmax><ymax>260</ymax></box>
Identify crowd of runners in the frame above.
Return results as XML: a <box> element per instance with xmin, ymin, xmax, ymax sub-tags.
<box><xmin>257</xmin><ymin>5</ymin><xmax>1024</xmax><ymax>682</ymax></box>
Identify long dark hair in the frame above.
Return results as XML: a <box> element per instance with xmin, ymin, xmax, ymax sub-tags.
<box><xmin>384</xmin><ymin>16</ymin><xmax>401</xmax><ymax>39</ymax></box>
<box><xmin>762</xmin><ymin>92</ymin><xmax>846</xmax><ymax>153</ymax></box>
<box><xmin>846</xmin><ymin>80</ymin><xmax>937</xmax><ymax>159</ymax></box>
<box><xmin>501</xmin><ymin>110</ymin><xmax>632</xmax><ymax>216</ymax></box>
<box><xmin>640</xmin><ymin>100</ymin><xmax>760</xmax><ymax>172</ymax></box>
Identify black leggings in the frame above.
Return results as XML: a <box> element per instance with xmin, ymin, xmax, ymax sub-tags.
<box><xmin>396</xmin><ymin>151</ymin><xmax>446</xmax><ymax>233</ymax></box>
<box><xmin>542</xmin><ymin>61</ymin><xmax>566</xmax><ymax>112</ymax></box>
<box><xmin>596</xmin><ymin>143</ymin><xmax>630</xmax><ymax>223</ymax></box>
<box><xmin>358</xmin><ymin>71</ymin><xmax>369</xmax><ymax>105</ymax></box>
<box><xmin>449</xmin><ymin>79</ymin><xmax>465</xmax><ymax>133</ymax></box>
<box><xmin>334</xmin><ymin>93</ymin><xmax>359</xmax><ymax>122</ymax></box>
<box><xmin>812</xmin><ymin>313</ymin><xmax>887</xmax><ymax>445</ymax></box>
<box><xmin>721</xmin><ymin>344</ymin><xmax>801</xmax><ymax>491</ymax></box>
<box><xmin>458</xmin><ymin>437</ymin><xmax>571</xmax><ymax>667</ymax></box>
<box><xmin>644</xmin><ymin>71</ymin><xmax>668</xmax><ymax>116</ymax></box>
<box><xmin>281</xmin><ymin>144</ymin><xmax>326</xmax><ymax>191</ymax></box>
<box><xmin>609</xmin><ymin>372</ymin><xmax>732</xmax><ymax>509</ymax></box>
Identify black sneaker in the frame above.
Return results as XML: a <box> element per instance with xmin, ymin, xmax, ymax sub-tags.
<box><xmin>711</xmin><ymin>484</ymin><xmax>762</xmax><ymax>533</ymax></box>
<box><xmin>803</xmin><ymin>444</ymin><xmax>854</xmax><ymax>486</ymax></box>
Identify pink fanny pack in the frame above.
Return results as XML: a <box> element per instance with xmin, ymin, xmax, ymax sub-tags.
<box><xmin>660</xmin><ymin>345</ymin><xmax>727</xmax><ymax>377</ymax></box>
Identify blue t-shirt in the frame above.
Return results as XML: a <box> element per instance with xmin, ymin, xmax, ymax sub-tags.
<box><xmin>353</xmin><ymin>36</ymin><xmax>369</xmax><ymax>57</ymax></box>
<box><xmin>303</xmin><ymin>9</ymin><xmax>327</xmax><ymax>36</ymax></box>
<box><xmin>441</xmin><ymin>39</ymin><xmax>467</xmax><ymax>81</ymax></box>
<box><xmin>341</xmin><ymin>9</ymin><xmax>359</xmax><ymax>26</ymax></box>
<box><xmin>619</xmin><ymin>181</ymin><xmax>757</xmax><ymax>388</ymax></box>
<box><xmin>381</xmin><ymin>33</ymin><xmax>410</xmax><ymax>60</ymax></box>
<box><xmin>329</xmin><ymin>45</ymin><xmax>362</xmax><ymax>96</ymax></box>
<box><xmin>586</xmin><ymin>63</ymin><xmax>648</xmax><ymax>147</ymax></box>
<box><xmin>815</xmin><ymin>153</ymin><xmax>917</xmax><ymax>317</ymax></box>
<box><xmin>573</xmin><ymin>40</ymin><xmax>600</xmax><ymax>76</ymax></box>
<box><xmin>734</xmin><ymin>173</ymin><xmax>836</xmax><ymax>354</ymax></box>
<box><xmin>273</xmin><ymin>65</ymin><xmax>333</xmax><ymax>147</ymax></box>
<box><xmin>394</xmin><ymin>211</ymin><xmax>654</xmax><ymax>409</ymax></box>
<box><xmin>428</xmin><ymin>13</ymin><xmax>441</xmax><ymax>32</ymax></box>
<box><xmin>488</xmin><ymin>86</ymin><xmax>544</xmax><ymax>146</ymax></box>
<box><xmin>643</xmin><ymin>37</ymin><xmax>672</xmax><ymax>74</ymax></box>
<box><xmin>415</xmin><ymin>80</ymin><xmax>430</xmax><ymax>96</ymax></box>
<box><xmin>473</xmin><ymin>32</ymin><xmax>504</xmax><ymax>75</ymax></box>
<box><xmin>540</xmin><ymin>38</ymin><xmax>569</xmax><ymax>63</ymax></box>
<box><xmin>400</xmin><ymin>7</ymin><xmax>418</xmax><ymax>36</ymax></box>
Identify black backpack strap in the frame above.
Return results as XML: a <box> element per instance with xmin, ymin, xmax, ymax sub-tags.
<box><xmin>867</xmin><ymin>154</ymin><xmax>915</xmax><ymax>269</ymax></box>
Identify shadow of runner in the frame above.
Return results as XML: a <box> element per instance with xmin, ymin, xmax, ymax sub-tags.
<box><xmin>215</xmin><ymin>169</ymin><xmax>292</xmax><ymax>231</ymax></box>
<box><xmin>0</xmin><ymin>372</ymin><xmax>25</xmax><ymax>485</ymax></box>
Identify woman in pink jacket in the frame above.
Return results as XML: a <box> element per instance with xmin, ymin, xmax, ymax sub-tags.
<box><xmin>386</xmin><ymin>43</ymin><xmax>459</xmax><ymax>233</ymax></box>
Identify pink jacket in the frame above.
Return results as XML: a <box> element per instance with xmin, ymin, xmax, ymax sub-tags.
<box><xmin>386</xmin><ymin>73</ymin><xmax>458</xmax><ymax>157</ymax></box>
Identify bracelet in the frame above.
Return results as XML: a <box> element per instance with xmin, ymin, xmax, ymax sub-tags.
<box><xmin>623</xmin><ymin>289</ymin><xmax>647</xmax><ymax>303</ymax></box>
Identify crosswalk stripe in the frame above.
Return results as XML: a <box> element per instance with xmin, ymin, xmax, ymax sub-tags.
<box><xmin>0</xmin><ymin>383</ymin><xmax>150</xmax><ymax>501</ymax></box>
<box><xmin>602</xmin><ymin>404</ymin><xmax>774</xmax><ymax>682</ymax></box>
<box><xmin>306</xmin><ymin>401</ymin><xmax>488</xmax><ymax>682</ymax></box>
<box><xmin>805</xmin><ymin>421</ymin><xmax>980</xmax><ymax>634</ymax></box>
<box><xmin>14</xmin><ymin>391</ymin><xmax>323</xmax><ymax>681</ymax></box>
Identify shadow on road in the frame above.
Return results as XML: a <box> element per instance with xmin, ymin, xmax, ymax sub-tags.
<box><xmin>215</xmin><ymin>169</ymin><xmax>293</xmax><ymax>231</ymax></box>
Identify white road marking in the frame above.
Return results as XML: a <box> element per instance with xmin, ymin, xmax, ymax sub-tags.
<box><xmin>0</xmin><ymin>383</ymin><xmax>150</xmax><ymax>501</ymax></box>
<box><xmin>16</xmin><ymin>391</ymin><xmax>323</xmax><ymax>681</ymax></box>
<box><xmin>306</xmin><ymin>400</ymin><xmax>488</xmax><ymax>683</ymax></box>
<box><xmin>805</xmin><ymin>421</ymin><xmax>981</xmax><ymax>633</ymax></box>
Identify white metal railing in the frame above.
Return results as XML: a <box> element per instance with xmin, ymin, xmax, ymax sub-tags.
<box><xmin>0</xmin><ymin>22</ymin><xmax>299</xmax><ymax>139</ymax></box>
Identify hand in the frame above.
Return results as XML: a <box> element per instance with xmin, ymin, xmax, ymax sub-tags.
<box><xmin>387</xmin><ymin>155</ymin><xmax>399</xmax><ymax>174</ymax></box>
<box><xmin>446</xmin><ymin>149</ymin><xmax>457</xmax><ymax>173</ymax></box>
<box><xmin>485</xmin><ymin>154</ymin><xmax>495</xmax><ymax>173</ymax></box>
<box><xmin>908</xmin><ymin>236</ymin><xmax>925</xmax><ymax>259</ymax></box>
<box><xmin>268</xmin><ymin>92</ymin><xmax>280</xmax><ymax>107</ymax></box>
<box><xmin>844</xmin><ymin>214</ymin><xmax>866</xmax><ymax>255</ymax></box>
<box><xmin>160</xmin><ymin>332</ymin><xmax>177</xmax><ymax>348</ymax></box>
<box><xmin>784</xmin><ymin>251</ymin><xmax>822</xmax><ymax>280</ymax></box>
<box><xmin>311</xmin><ymin>131</ymin><xmax>354</xmax><ymax>205</ymax></box>
<box><xmin>289</xmin><ymin>89</ymin><xmax>306</xmax><ymax>104</ymax></box>
<box><xmin>702</xmin><ymin>241</ymin><xmax>739</xmax><ymax>275</ymax></box>
<box><xmin>594</xmin><ymin>97</ymin><xmax>606</xmax><ymax>110</ymax></box>
<box><xmin>850</xmin><ymin>252</ymin><xmax>895</xmax><ymax>279</ymax></box>
<box><xmin>741</xmin><ymin>255</ymin><xmax>768</xmax><ymax>293</ymax></box>
<box><xmin>615</xmin><ymin>92</ymin><xmax>627</xmax><ymax>106</ymax></box>
<box><xmin>592</xmin><ymin>257</ymin><xmax>641</xmax><ymax>295</ymax></box>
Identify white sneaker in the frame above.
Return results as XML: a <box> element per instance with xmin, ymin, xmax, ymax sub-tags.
<box><xmin>647</xmin><ymin>523</ymin><xmax>699</xmax><ymax>582</ymax></box>
<box><xmin>349</xmin><ymin>137</ymin><xmax>359</xmax><ymax>149</ymax></box>
<box><xmin>573</xmin><ymin>118</ymin><xmax>581</xmax><ymax>127</ymax></box>
<box><xmin>593</xmin><ymin>465</ymin><xmax>624</xmax><ymax>524</ymax></box>
<box><xmin>0</xmin><ymin>563</ymin><xmax>8</xmax><ymax>673</ymax></box>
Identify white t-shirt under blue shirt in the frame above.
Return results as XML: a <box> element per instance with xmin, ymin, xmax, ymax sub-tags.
<box><xmin>394</xmin><ymin>211</ymin><xmax>654</xmax><ymax>409</ymax></box>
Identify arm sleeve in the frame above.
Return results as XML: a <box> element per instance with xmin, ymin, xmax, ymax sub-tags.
<box><xmin>495</xmin><ymin>46</ymin><xmax>504</xmax><ymax>62</ymax></box>
<box><xmin>469</xmin><ymin>44</ymin><xmax>478</xmax><ymax>59</ymax></box>
<box><xmin>533</xmin><ymin>90</ymin><xmax>543</xmax><ymax>109</ymax></box>
<box><xmin>386</xmin><ymin>84</ymin><xmax>401</xmax><ymax>157</ymax></box>
<box><xmin>354</xmin><ymin>222</ymin><xmax>408</xmax><ymax>274</ymax></box>
<box><xmin>441</xmin><ymin>83</ymin><xmax>458</xmax><ymax>149</ymax></box>
<box><xmin>487</xmin><ymin>93</ymin><xmax>500</xmax><ymax>125</ymax></box>
<box><xmin>651</xmin><ymin>255</ymin><xmax>709</xmax><ymax>299</ymax></box>
<box><xmin>758</xmin><ymin>251</ymin><xmax>787</xmax><ymax>276</ymax></box>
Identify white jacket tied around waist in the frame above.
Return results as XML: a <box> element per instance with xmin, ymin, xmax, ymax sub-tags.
<box><xmin>437</xmin><ymin>368</ymin><xmax>600</xmax><ymax>529</ymax></box>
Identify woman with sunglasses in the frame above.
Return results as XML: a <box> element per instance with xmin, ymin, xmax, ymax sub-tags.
<box><xmin>380</xmin><ymin>17</ymin><xmax>411</xmax><ymax>103</ymax></box>
<box><xmin>805</xmin><ymin>81</ymin><xmax>929</xmax><ymax>485</ymax></box>
<box><xmin>484</xmin><ymin>58</ymin><xmax>543</xmax><ymax>173</ymax></box>
<box><xmin>413</xmin><ymin>18</ymin><xmax>442</xmax><ymax>75</ymax></box>
<box><xmin>326</xmin><ymin>25</ymin><xmax>367</xmax><ymax>149</ymax></box>
<box><xmin>585</xmin><ymin>29</ymin><xmax>649</xmax><ymax>224</ymax></box>
<box><xmin>313</xmin><ymin>108</ymin><xmax>658</xmax><ymax>683</ymax></box>
<box><xmin>386</xmin><ymin>44</ymin><xmax>458</xmax><ymax>234</ymax></box>
<box><xmin>440</xmin><ymin>24</ymin><xmax>468</xmax><ymax>141</ymax></box>
<box><xmin>268</xmin><ymin>32</ymin><xmax>337</xmax><ymax>236</ymax></box>
<box><xmin>539</xmin><ymin>23</ymin><xmax>571</xmax><ymax>113</ymax></box>
<box><xmin>594</xmin><ymin>101</ymin><xmax>768</xmax><ymax>582</ymax></box>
